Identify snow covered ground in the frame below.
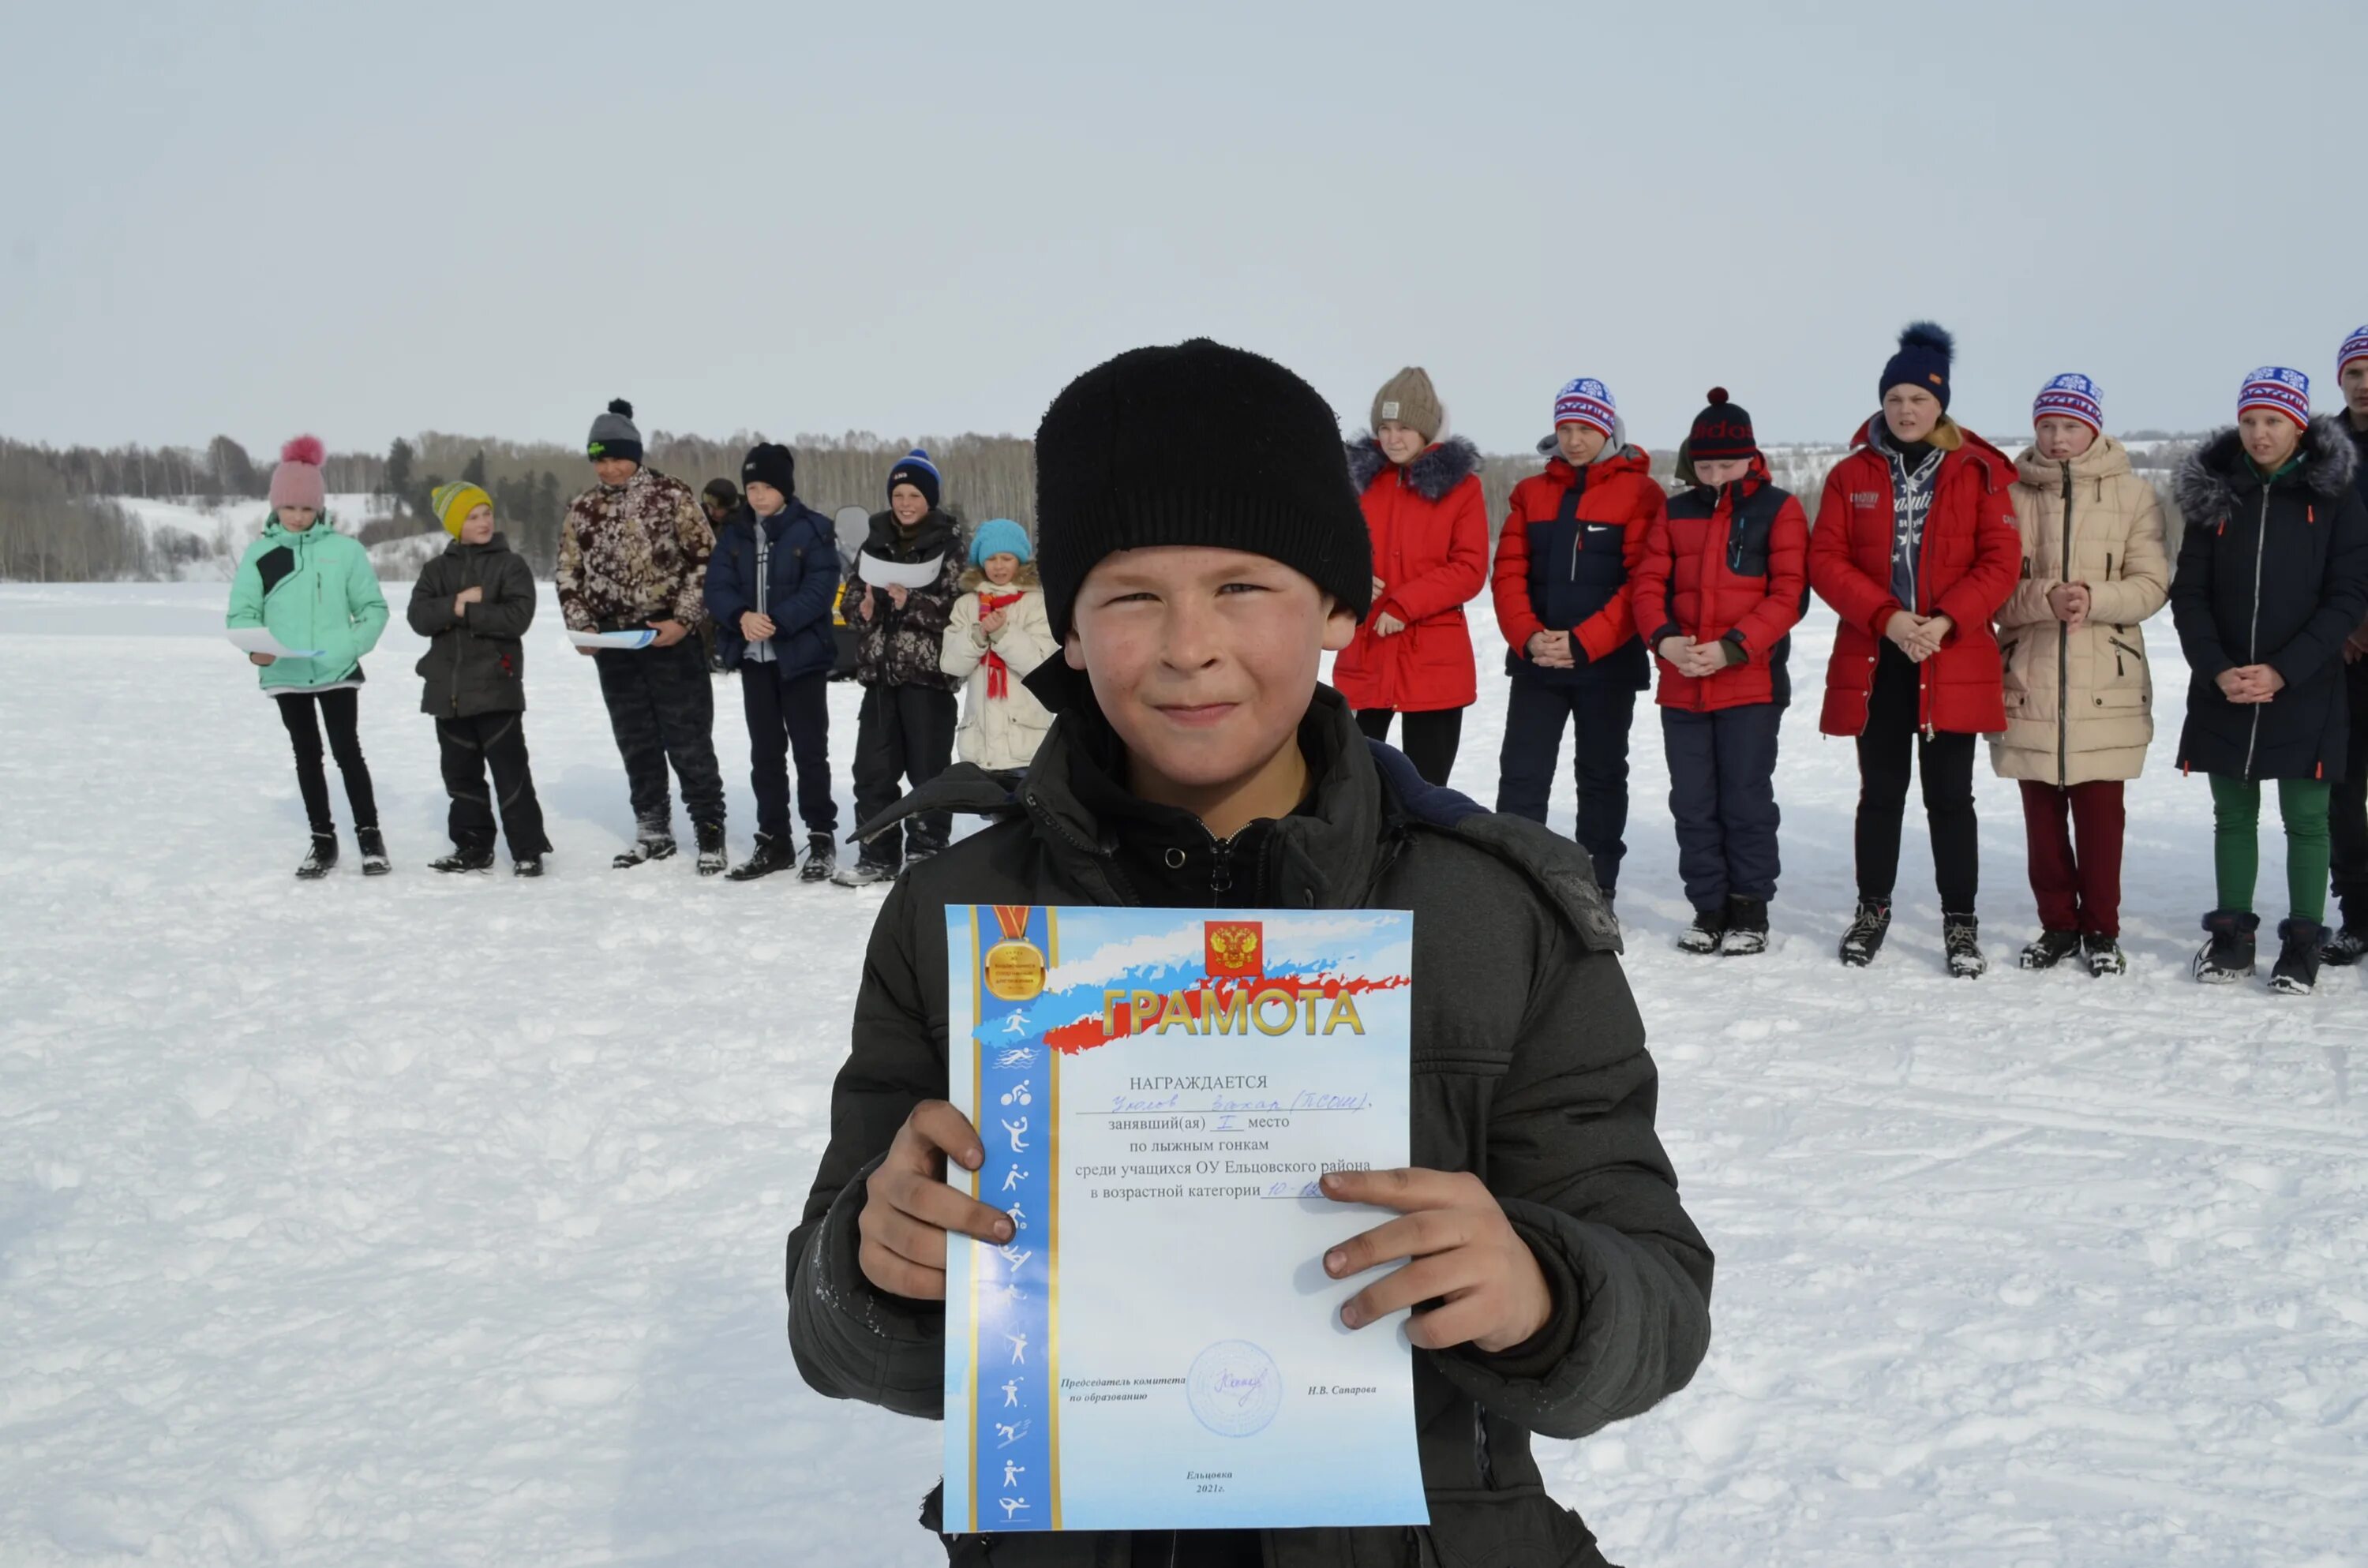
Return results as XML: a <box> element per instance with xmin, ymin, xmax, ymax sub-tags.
<box><xmin>2</xmin><ymin>582</ymin><xmax>2362</xmax><ymax>1566</ymax></box>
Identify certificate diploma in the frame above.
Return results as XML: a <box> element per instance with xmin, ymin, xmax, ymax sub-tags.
<box><xmin>942</xmin><ymin>904</ymin><xmax>1428</xmax><ymax>1534</ymax></box>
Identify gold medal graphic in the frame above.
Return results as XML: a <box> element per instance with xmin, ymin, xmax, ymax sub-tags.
<box><xmin>984</xmin><ymin>904</ymin><xmax>1046</xmax><ymax>1002</ymax></box>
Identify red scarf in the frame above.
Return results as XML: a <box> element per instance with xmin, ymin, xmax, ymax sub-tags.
<box><xmin>979</xmin><ymin>589</ymin><xmax>1026</xmax><ymax>698</ymax></box>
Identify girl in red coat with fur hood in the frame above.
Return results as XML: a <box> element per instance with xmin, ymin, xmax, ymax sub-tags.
<box><xmin>1336</xmin><ymin>367</ymin><xmax>1490</xmax><ymax>786</ymax></box>
<box><xmin>1810</xmin><ymin>324</ymin><xmax>2021</xmax><ymax>977</ymax></box>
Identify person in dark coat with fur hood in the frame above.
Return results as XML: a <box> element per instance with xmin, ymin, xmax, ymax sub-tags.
<box><xmin>1335</xmin><ymin>367</ymin><xmax>1490</xmax><ymax>786</ymax></box>
<box><xmin>410</xmin><ymin>481</ymin><xmax>552</xmax><ymax>875</ymax></box>
<box><xmin>2171</xmin><ymin>367</ymin><xmax>2368</xmax><ymax>994</ymax></box>
<box><xmin>785</xmin><ymin>339</ymin><xmax>1710</xmax><ymax>1568</ymax></box>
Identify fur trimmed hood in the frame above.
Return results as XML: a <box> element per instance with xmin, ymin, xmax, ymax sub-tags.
<box><xmin>957</xmin><ymin>561</ymin><xmax>1042</xmax><ymax>593</ymax></box>
<box><xmin>1347</xmin><ymin>434</ymin><xmax>1482</xmax><ymax>501</ymax></box>
<box><xmin>2176</xmin><ymin>416</ymin><xmax>2361</xmax><ymax>524</ymax></box>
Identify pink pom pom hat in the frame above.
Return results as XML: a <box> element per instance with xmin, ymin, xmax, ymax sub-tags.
<box><xmin>268</xmin><ymin>435</ymin><xmax>328</xmax><ymax>513</ymax></box>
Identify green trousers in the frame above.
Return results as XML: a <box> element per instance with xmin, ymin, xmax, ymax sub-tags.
<box><xmin>2209</xmin><ymin>773</ymin><xmax>2333</xmax><ymax>923</ymax></box>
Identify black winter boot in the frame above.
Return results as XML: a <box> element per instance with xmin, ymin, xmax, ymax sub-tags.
<box><xmin>1943</xmin><ymin>912</ymin><xmax>1988</xmax><ymax>979</ymax></box>
<box><xmin>613</xmin><ymin>818</ymin><xmax>676</xmax><ymax>869</ymax></box>
<box><xmin>726</xmin><ymin>832</ymin><xmax>794</xmax><ymax>882</ymax></box>
<box><xmin>1721</xmin><ymin>896</ymin><xmax>1770</xmax><ymax>956</ymax></box>
<box><xmin>2019</xmin><ymin>930</ymin><xmax>2082</xmax><ymax>971</ymax></box>
<box><xmin>513</xmin><ymin>856</ymin><xmax>544</xmax><ymax>878</ymax></box>
<box><xmin>295</xmin><ymin>832</ymin><xmax>338</xmax><ymax>880</ymax></box>
<box><xmin>1839</xmin><ymin>900</ymin><xmax>1890</xmax><ymax>967</ymax></box>
<box><xmin>2271</xmin><ymin>918</ymin><xmax>2324</xmax><ymax>996</ymax></box>
<box><xmin>799</xmin><ymin>832</ymin><xmax>837</xmax><ymax>883</ymax></box>
<box><xmin>1677</xmin><ymin>904</ymin><xmax>1727</xmax><ymax>955</ymax></box>
<box><xmin>695</xmin><ymin>821</ymin><xmax>729</xmax><ymax>877</ymax></box>
<box><xmin>2191</xmin><ymin>909</ymin><xmax>2259</xmax><ymax>984</ymax></box>
<box><xmin>2319</xmin><ymin>923</ymin><xmax>2368</xmax><ymax>967</ymax></box>
<box><xmin>356</xmin><ymin>826</ymin><xmax>391</xmax><ymax>877</ymax></box>
<box><xmin>430</xmin><ymin>845</ymin><xmax>496</xmax><ymax>874</ymax></box>
<box><xmin>2083</xmin><ymin>934</ymin><xmax>2126</xmax><ymax>976</ymax></box>
<box><xmin>832</xmin><ymin>855</ymin><xmax>897</xmax><ymax>888</ymax></box>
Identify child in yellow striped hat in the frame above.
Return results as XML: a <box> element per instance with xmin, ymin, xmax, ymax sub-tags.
<box><xmin>407</xmin><ymin>482</ymin><xmax>553</xmax><ymax>874</ymax></box>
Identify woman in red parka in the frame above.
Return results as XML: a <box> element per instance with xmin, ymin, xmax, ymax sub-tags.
<box><xmin>1811</xmin><ymin>322</ymin><xmax>2021</xmax><ymax>978</ymax></box>
<box><xmin>1336</xmin><ymin>365</ymin><xmax>1489</xmax><ymax>785</ymax></box>
<box><xmin>1632</xmin><ymin>390</ymin><xmax>1808</xmax><ymax>956</ymax></box>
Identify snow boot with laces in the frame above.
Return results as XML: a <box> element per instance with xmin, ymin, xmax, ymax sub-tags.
<box><xmin>1721</xmin><ymin>895</ymin><xmax>1770</xmax><ymax>956</ymax></box>
<box><xmin>695</xmin><ymin>821</ymin><xmax>729</xmax><ymax>878</ymax></box>
<box><xmin>295</xmin><ymin>832</ymin><xmax>338</xmax><ymax>880</ymax></box>
<box><xmin>798</xmin><ymin>831</ymin><xmax>837</xmax><ymax>883</ymax></box>
<box><xmin>2191</xmin><ymin>909</ymin><xmax>2258</xmax><ymax>984</ymax></box>
<box><xmin>832</xmin><ymin>855</ymin><xmax>897</xmax><ymax>888</ymax></box>
<box><xmin>725</xmin><ymin>831</ymin><xmax>794</xmax><ymax>882</ymax></box>
<box><xmin>356</xmin><ymin>826</ymin><xmax>391</xmax><ymax>877</ymax></box>
<box><xmin>1943</xmin><ymin>912</ymin><xmax>1988</xmax><ymax>979</ymax></box>
<box><xmin>1839</xmin><ymin>900</ymin><xmax>1890</xmax><ymax>967</ymax></box>
<box><xmin>1677</xmin><ymin>905</ymin><xmax>1727</xmax><ymax>955</ymax></box>
<box><xmin>513</xmin><ymin>856</ymin><xmax>544</xmax><ymax>878</ymax></box>
<box><xmin>2019</xmin><ymin>929</ymin><xmax>2082</xmax><ymax>971</ymax></box>
<box><xmin>613</xmin><ymin>819</ymin><xmax>677</xmax><ymax>869</ymax></box>
<box><xmin>2271</xmin><ymin>918</ymin><xmax>2324</xmax><ymax>996</ymax></box>
<box><xmin>2082</xmin><ymin>933</ymin><xmax>2126</xmax><ymax>976</ymax></box>
<box><xmin>429</xmin><ymin>845</ymin><xmax>496</xmax><ymax>874</ymax></box>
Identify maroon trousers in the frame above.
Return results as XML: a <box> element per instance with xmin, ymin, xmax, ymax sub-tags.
<box><xmin>2018</xmin><ymin>779</ymin><xmax>2126</xmax><ymax>936</ymax></box>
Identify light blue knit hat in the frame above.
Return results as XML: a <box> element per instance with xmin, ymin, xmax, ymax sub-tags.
<box><xmin>969</xmin><ymin>517</ymin><xmax>1032</xmax><ymax>567</ymax></box>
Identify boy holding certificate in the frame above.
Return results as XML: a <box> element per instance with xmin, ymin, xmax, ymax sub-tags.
<box><xmin>786</xmin><ymin>341</ymin><xmax>1713</xmax><ymax>1566</ymax></box>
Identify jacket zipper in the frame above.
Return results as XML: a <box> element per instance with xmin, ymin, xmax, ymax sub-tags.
<box><xmin>1474</xmin><ymin>1404</ymin><xmax>1496</xmax><ymax>1487</ymax></box>
<box><xmin>2243</xmin><ymin>485</ymin><xmax>2269</xmax><ymax>777</ymax></box>
<box><xmin>450</xmin><ymin>555</ymin><xmax>476</xmax><ymax>714</ymax></box>
<box><xmin>2057</xmin><ymin>462</ymin><xmax>2073</xmax><ymax>785</ymax></box>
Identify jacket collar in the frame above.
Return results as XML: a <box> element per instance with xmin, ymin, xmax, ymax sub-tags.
<box><xmin>2177</xmin><ymin>415</ymin><xmax>2362</xmax><ymax>521</ymax></box>
<box><xmin>443</xmin><ymin>531</ymin><xmax>511</xmax><ymax>557</ymax></box>
<box><xmin>2013</xmin><ymin>432</ymin><xmax>2132</xmax><ymax>488</ymax></box>
<box><xmin>1345</xmin><ymin>435</ymin><xmax>1482</xmax><ymax>501</ymax></box>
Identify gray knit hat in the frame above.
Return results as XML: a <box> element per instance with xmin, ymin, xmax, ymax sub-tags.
<box><xmin>1370</xmin><ymin>367</ymin><xmax>1443</xmax><ymax>443</ymax></box>
<box><xmin>587</xmin><ymin>399</ymin><xmax>643</xmax><ymax>464</ymax></box>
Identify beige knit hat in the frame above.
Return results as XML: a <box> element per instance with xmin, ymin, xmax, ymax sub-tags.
<box><xmin>1370</xmin><ymin>367</ymin><xmax>1443</xmax><ymax>443</ymax></box>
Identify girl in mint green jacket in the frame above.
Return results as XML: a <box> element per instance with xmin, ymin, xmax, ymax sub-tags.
<box><xmin>225</xmin><ymin>436</ymin><xmax>392</xmax><ymax>878</ymax></box>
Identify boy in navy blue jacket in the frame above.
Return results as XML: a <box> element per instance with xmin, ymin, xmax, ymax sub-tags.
<box><xmin>705</xmin><ymin>443</ymin><xmax>841</xmax><ymax>881</ymax></box>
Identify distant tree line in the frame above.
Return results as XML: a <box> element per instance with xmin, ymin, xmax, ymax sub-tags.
<box><xmin>0</xmin><ymin>422</ymin><xmax>2201</xmax><ymax>582</ymax></box>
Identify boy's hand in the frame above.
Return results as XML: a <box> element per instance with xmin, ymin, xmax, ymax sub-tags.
<box><xmin>858</xmin><ymin>1099</ymin><xmax>1015</xmax><ymax>1300</ymax></box>
<box><xmin>856</xmin><ymin>589</ymin><xmax>875</xmax><ymax>622</ymax></box>
<box><xmin>647</xmin><ymin>619</ymin><xmax>688</xmax><ymax>648</ymax></box>
<box><xmin>886</xmin><ymin>583</ymin><xmax>910</xmax><ymax>610</ymax></box>
<box><xmin>249</xmin><ymin>651</ymin><xmax>275</xmax><ymax>667</ymax></box>
<box><xmin>1320</xmin><ymin>1168</ymin><xmax>1553</xmax><ymax>1354</ymax></box>
<box><xmin>1525</xmin><ymin>631</ymin><xmax>1574</xmax><ymax>668</ymax></box>
<box><xmin>1373</xmin><ymin>611</ymin><xmax>1406</xmax><ymax>638</ymax></box>
<box><xmin>741</xmin><ymin>611</ymin><xmax>776</xmax><ymax>642</ymax></box>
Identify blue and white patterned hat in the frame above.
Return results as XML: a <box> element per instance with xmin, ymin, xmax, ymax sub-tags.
<box><xmin>2239</xmin><ymin>366</ymin><xmax>2311</xmax><ymax>428</ymax></box>
<box><xmin>1552</xmin><ymin>378</ymin><xmax>1617</xmax><ymax>440</ymax></box>
<box><xmin>2340</xmin><ymin>326</ymin><xmax>2368</xmax><ymax>376</ymax></box>
<box><xmin>2033</xmin><ymin>373</ymin><xmax>2103</xmax><ymax>435</ymax></box>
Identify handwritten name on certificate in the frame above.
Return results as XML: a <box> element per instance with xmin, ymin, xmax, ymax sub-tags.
<box><xmin>941</xmin><ymin>905</ymin><xmax>1428</xmax><ymax>1534</ymax></box>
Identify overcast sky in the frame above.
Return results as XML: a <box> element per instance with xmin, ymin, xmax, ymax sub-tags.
<box><xmin>6</xmin><ymin>0</ymin><xmax>2362</xmax><ymax>461</ymax></box>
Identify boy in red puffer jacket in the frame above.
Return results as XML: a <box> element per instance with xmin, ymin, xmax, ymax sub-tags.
<box><xmin>1491</xmin><ymin>376</ymin><xmax>1665</xmax><ymax>897</ymax></box>
<box><xmin>1632</xmin><ymin>390</ymin><xmax>1809</xmax><ymax>955</ymax></box>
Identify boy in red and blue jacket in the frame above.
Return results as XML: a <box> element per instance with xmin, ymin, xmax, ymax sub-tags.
<box><xmin>1489</xmin><ymin>377</ymin><xmax>1665</xmax><ymax>896</ymax></box>
<box><xmin>1631</xmin><ymin>390</ymin><xmax>1809</xmax><ymax>954</ymax></box>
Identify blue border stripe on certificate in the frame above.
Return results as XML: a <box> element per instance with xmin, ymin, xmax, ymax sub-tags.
<box><xmin>972</xmin><ymin>905</ymin><xmax>1055</xmax><ymax>1531</ymax></box>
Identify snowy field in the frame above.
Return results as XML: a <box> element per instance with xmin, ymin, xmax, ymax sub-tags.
<box><xmin>2</xmin><ymin>581</ymin><xmax>2363</xmax><ymax>1567</ymax></box>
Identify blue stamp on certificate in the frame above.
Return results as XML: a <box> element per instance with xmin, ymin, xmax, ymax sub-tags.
<box><xmin>941</xmin><ymin>906</ymin><xmax>1429</xmax><ymax>1534</ymax></box>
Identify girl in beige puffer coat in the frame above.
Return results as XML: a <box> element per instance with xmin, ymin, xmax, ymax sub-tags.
<box><xmin>939</xmin><ymin>519</ymin><xmax>1057</xmax><ymax>775</ymax></box>
<box><xmin>1991</xmin><ymin>375</ymin><xmax>2170</xmax><ymax>974</ymax></box>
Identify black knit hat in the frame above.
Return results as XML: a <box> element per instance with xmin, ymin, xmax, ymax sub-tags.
<box><xmin>1688</xmin><ymin>388</ymin><xmax>1759</xmax><ymax>463</ymax></box>
<box><xmin>1034</xmin><ymin>339</ymin><xmax>1371</xmax><ymax>638</ymax></box>
<box><xmin>1881</xmin><ymin>322</ymin><xmax>1955</xmax><ymax>410</ymax></box>
<box><xmin>702</xmin><ymin>477</ymin><xmax>741</xmax><ymax>510</ymax></box>
<box><xmin>740</xmin><ymin>442</ymin><xmax>796</xmax><ymax>498</ymax></box>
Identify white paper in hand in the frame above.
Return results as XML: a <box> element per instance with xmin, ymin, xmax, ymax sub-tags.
<box><xmin>227</xmin><ymin>627</ymin><xmax>323</xmax><ymax>659</ymax></box>
<box><xmin>567</xmin><ymin>629</ymin><xmax>658</xmax><ymax>650</ymax></box>
<box><xmin>856</xmin><ymin>552</ymin><xmax>946</xmax><ymax>590</ymax></box>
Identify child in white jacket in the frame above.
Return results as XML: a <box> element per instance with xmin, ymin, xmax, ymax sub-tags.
<box><xmin>940</xmin><ymin>518</ymin><xmax>1057</xmax><ymax>773</ymax></box>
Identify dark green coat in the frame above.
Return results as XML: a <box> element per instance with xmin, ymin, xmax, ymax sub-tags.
<box><xmin>785</xmin><ymin>686</ymin><xmax>1713</xmax><ymax>1568</ymax></box>
<box><xmin>408</xmin><ymin>533</ymin><xmax>538</xmax><ymax>718</ymax></box>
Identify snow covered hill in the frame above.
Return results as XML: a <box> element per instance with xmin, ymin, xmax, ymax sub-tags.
<box><xmin>1</xmin><ymin>584</ymin><xmax>2361</xmax><ymax>1566</ymax></box>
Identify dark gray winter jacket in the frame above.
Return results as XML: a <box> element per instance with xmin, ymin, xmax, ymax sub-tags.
<box><xmin>408</xmin><ymin>533</ymin><xmax>537</xmax><ymax>718</ymax></box>
<box><xmin>785</xmin><ymin>684</ymin><xmax>1714</xmax><ymax>1567</ymax></box>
